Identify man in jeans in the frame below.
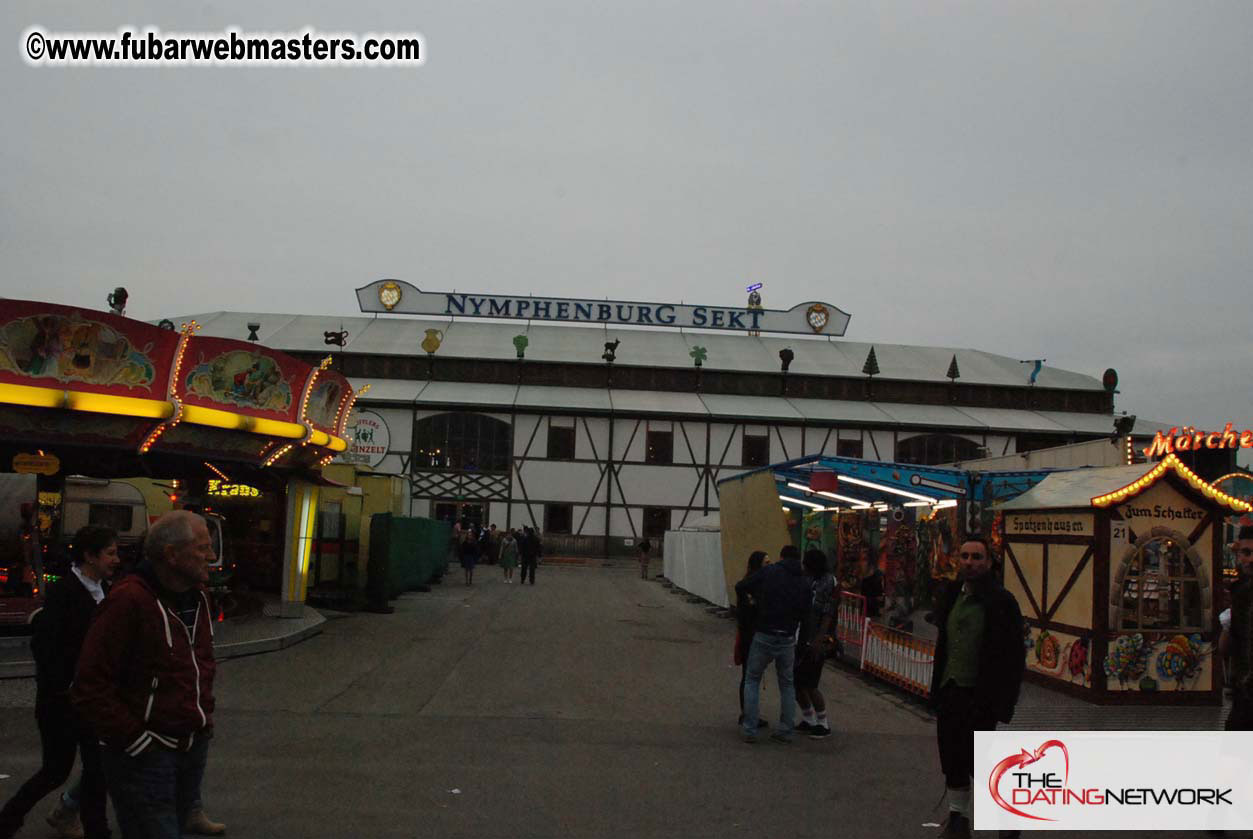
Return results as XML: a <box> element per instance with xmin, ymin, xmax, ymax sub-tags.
<box><xmin>72</xmin><ymin>511</ymin><xmax>220</xmax><ymax>839</ymax></box>
<box><xmin>735</xmin><ymin>545</ymin><xmax>813</xmax><ymax>744</ymax></box>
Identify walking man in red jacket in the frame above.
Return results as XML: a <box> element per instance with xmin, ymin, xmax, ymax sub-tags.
<box><xmin>72</xmin><ymin>511</ymin><xmax>219</xmax><ymax>839</ymax></box>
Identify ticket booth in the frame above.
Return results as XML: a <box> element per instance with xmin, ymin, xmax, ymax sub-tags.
<box><xmin>998</xmin><ymin>454</ymin><xmax>1252</xmax><ymax>704</ymax></box>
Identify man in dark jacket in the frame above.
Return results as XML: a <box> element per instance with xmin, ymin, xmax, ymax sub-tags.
<box><xmin>519</xmin><ymin>526</ymin><xmax>540</xmax><ymax>585</ymax></box>
<box><xmin>72</xmin><ymin>511</ymin><xmax>219</xmax><ymax>839</ymax></box>
<box><xmin>734</xmin><ymin>545</ymin><xmax>813</xmax><ymax>744</ymax></box>
<box><xmin>0</xmin><ymin>525</ymin><xmax>118</xmax><ymax>839</ymax></box>
<box><xmin>928</xmin><ymin>535</ymin><xmax>1025</xmax><ymax>839</ymax></box>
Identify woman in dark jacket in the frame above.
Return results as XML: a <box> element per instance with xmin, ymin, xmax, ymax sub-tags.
<box><xmin>735</xmin><ymin>551</ymin><xmax>768</xmax><ymax>728</ymax></box>
<box><xmin>0</xmin><ymin>525</ymin><xmax>119</xmax><ymax>839</ymax></box>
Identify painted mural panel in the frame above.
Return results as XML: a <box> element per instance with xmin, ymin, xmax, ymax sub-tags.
<box><xmin>1025</xmin><ymin>626</ymin><xmax>1093</xmax><ymax>688</ymax></box>
<box><xmin>1103</xmin><ymin>631</ymin><xmax>1213</xmax><ymax>693</ymax></box>
<box><xmin>0</xmin><ymin>300</ymin><xmax>178</xmax><ymax>397</ymax></box>
<box><xmin>178</xmin><ymin>336</ymin><xmax>305</xmax><ymax>421</ymax></box>
<box><xmin>306</xmin><ymin>370</ymin><xmax>351</xmax><ymax>432</ymax></box>
<box><xmin>927</xmin><ymin>506</ymin><xmax>960</xmax><ymax>581</ymax></box>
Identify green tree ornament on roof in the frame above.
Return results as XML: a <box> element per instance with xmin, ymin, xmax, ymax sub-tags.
<box><xmin>689</xmin><ymin>346</ymin><xmax>707</xmax><ymax>368</ymax></box>
<box><xmin>513</xmin><ymin>334</ymin><xmax>529</xmax><ymax>359</ymax></box>
<box><xmin>947</xmin><ymin>354</ymin><xmax>960</xmax><ymax>382</ymax></box>
<box><xmin>862</xmin><ymin>346</ymin><xmax>880</xmax><ymax>378</ymax></box>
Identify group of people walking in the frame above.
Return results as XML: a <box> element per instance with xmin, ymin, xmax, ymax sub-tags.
<box><xmin>734</xmin><ymin>535</ymin><xmax>1027</xmax><ymax>839</ymax></box>
<box><xmin>457</xmin><ymin>523</ymin><xmax>542</xmax><ymax>586</ymax></box>
<box><xmin>1</xmin><ymin>511</ymin><xmax>226</xmax><ymax>839</ymax></box>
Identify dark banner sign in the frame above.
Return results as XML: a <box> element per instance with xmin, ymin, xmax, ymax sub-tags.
<box><xmin>356</xmin><ymin>279</ymin><xmax>851</xmax><ymax>337</ymax></box>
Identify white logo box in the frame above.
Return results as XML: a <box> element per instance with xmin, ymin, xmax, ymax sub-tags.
<box><xmin>975</xmin><ymin>731</ymin><xmax>1253</xmax><ymax>832</ymax></box>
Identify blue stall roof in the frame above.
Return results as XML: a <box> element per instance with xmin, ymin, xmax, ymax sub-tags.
<box><xmin>719</xmin><ymin>454</ymin><xmax>1058</xmax><ymax>512</ymax></box>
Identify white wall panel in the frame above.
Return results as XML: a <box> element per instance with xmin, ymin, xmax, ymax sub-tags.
<box><xmin>610</xmin><ymin>505</ymin><xmax>639</xmax><ymax>539</ymax></box>
<box><xmin>708</xmin><ymin>423</ymin><xmax>738</xmax><ymax>469</ymax></box>
<box><xmin>673</xmin><ymin>420</ymin><xmax>706</xmax><ymax>465</ymax></box>
<box><xmin>509</xmin><ymin>502</ymin><xmax>542</xmax><ymax>531</ymax></box>
<box><xmin>372</xmin><ymin>453</ymin><xmax>407</xmax><ymax>477</ymax></box>
<box><xmin>613</xmin><ymin>418</ymin><xmax>647</xmax><ymax>461</ymax></box>
<box><xmin>574</xmin><ymin>505</ymin><xmax>607</xmax><ymax>537</ymax></box>
<box><xmin>867</xmin><ymin>429</ymin><xmax>895</xmax><ymax>461</ymax></box>
<box><xmin>988</xmin><ymin>434</ymin><xmax>1015</xmax><ymax>457</ymax></box>
<box><xmin>772</xmin><ymin>426</ymin><xmax>803</xmax><ymax>462</ymax></box>
<box><xmin>615</xmin><ymin>464</ymin><xmax>703</xmax><ymax>508</ymax></box>
<box><xmin>371</xmin><ymin>407</ymin><xmax>413</xmax><ymax>447</ymax></box>
<box><xmin>517</xmin><ymin>461</ymin><xmax>606</xmax><ymax>503</ymax></box>
<box><xmin>512</xmin><ymin>415</ymin><xmax>544</xmax><ymax>457</ymax></box>
<box><xmin>578</xmin><ymin>417</ymin><xmax>610</xmax><ymax>461</ymax></box>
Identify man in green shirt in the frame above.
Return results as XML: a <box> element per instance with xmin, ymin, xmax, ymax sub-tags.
<box><xmin>928</xmin><ymin>535</ymin><xmax>1026</xmax><ymax>839</ymax></box>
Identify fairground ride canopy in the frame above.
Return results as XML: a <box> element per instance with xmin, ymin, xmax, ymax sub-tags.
<box><xmin>727</xmin><ymin>454</ymin><xmax>1059</xmax><ymax>514</ymax></box>
<box><xmin>0</xmin><ymin>299</ymin><xmax>357</xmax><ymax>480</ymax></box>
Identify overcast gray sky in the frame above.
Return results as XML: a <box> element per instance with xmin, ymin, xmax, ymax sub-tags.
<box><xmin>3</xmin><ymin>1</ymin><xmax>1250</xmax><ymax>441</ymax></box>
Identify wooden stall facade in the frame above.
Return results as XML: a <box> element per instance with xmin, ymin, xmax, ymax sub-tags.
<box><xmin>997</xmin><ymin>455</ymin><xmax>1252</xmax><ymax>705</ymax></box>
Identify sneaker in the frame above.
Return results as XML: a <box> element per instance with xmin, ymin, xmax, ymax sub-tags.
<box><xmin>741</xmin><ymin>732</ymin><xmax>758</xmax><ymax>744</ymax></box>
<box><xmin>808</xmin><ymin>725</ymin><xmax>831</xmax><ymax>739</ymax></box>
<box><xmin>795</xmin><ymin>720</ymin><xmax>816</xmax><ymax>733</ymax></box>
<box><xmin>46</xmin><ymin>805</ymin><xmax>84</xmax><ymax>839</ymax></box>
<box><xmin>769</xmin><ymin>731</ymin><xmax>792</xmax><ymax>745</ymax></box>
<box><xmin>184</xmin><ymin>808</ymin><xmax>227</xmax><ymax>836</ymax></box>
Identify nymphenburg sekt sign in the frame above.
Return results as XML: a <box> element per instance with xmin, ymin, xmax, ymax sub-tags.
<box><xmin>356</xmin><ymin>279</ymin><xmax>851</xmax><ymax>337</ymax></box>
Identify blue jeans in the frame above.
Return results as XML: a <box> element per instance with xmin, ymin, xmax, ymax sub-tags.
<box><xmin>101</xmin><ymin>735</ymin><xmax>209</xmax><ymax>839</ymax></box>
<box><xmin>741</xmin><ymin>632</ymin><xmax>796</xmax><ymax>739</ymax></box>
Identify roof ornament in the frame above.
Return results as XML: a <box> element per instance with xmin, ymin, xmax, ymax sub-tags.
<box><xmin>106</xmin><ymin>287</ymin><xmax>128</xmax><ymax>316</ymax></box>
<box><xmin>1020</xmin><ymin>358</ymin><xmax>1045</xmax><ymax>386</ymax></box>
<box><xmin>862</xmin><ymin>346</ymin><xmax>880</xmax><ymax>378</ymax></box>
<box><xmin>602</xmin><ymin>338</ymin><xmax>619</xmax><ymax>364</ymax></box>
<box><xmin>689</xmin><ymin>346</ymin><xmax>707</xmax><ymax>368</ymax></box>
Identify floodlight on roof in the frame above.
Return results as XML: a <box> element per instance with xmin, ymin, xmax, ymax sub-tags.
<box><xmin>836</xmin><ymin>474</ymin><xmax>938</xmax><ymax>504</ymax></box>
<box><xmin>784</xmin><ymin>481</ymin><xmax>871</xmax><ymax>508</ymax></box>
<box><xmin>779</xmin><ymin>495</ymin><xmax>824</xmax><ymax>510</ymax></box>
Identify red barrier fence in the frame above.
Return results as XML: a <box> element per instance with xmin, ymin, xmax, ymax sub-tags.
<box><xmin>859</xmin><ymin>619</ymin><xmax>936</xmax><ymax>698</ymax></box>
<box><xmin>836</xmin><ymin>591</ymin><xmax>867</xmax><ymax>649</ymax></box>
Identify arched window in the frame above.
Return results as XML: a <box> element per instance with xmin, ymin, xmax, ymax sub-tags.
<box><xmin>1118</xmin><ymin>536</ymin><xmax>1203</xmax><ymax>632</ymax></box>
<box><xmin>894</xmin><ymin>433</ymin><xmax>983</xmax><ymax>466</ymax></box>
<box><xmin>413</xmin><ymin>413</ymin><xmax>511</xmax><ymax>473</ymax></box>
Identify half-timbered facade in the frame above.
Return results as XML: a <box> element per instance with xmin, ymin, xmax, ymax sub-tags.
<box><xmin>179</xmin><ymin>310</ymin><xmax>1158</xmax><ymax>555</ymax></box>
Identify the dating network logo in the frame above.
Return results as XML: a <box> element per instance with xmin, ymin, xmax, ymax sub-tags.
<box><xmin>977</xmin><ymin>731</ymin><xmax>1244</xmax><ymax>832</ymax></box>
<box><xmin>988</xmin><ymin>739</ymin><xmax>1071</xmax><ymax>821</ymax></box>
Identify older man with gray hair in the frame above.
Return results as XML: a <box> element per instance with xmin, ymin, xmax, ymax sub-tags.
<box><xmin>72</xmin><ymin>511</ymin><xmax>221</xmax><ymax>839</ymax></box>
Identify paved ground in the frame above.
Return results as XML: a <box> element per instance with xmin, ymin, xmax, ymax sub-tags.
<box><xmin>0</xmin><ymin>563</ymin><xmax>1244</xmax><ymax>837</ymax></box>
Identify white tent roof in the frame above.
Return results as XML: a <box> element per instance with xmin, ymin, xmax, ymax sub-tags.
<box><xmin>174</xmin><ymin>310</ymin><xmax>1106</xmax><ymax>390</ymax></box>
<box><xmin>998</xmin><ymin>464</ymin><xmax>1156</xmax><ymax>510</ymax></box>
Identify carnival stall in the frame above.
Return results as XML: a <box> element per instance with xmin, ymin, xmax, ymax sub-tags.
<box><xmin>0</xmin><ymin>298</ymin><xmax>359</xmax><ymax>618</ymax></box>
<box><xmin>998</xmin><ymin>455</ymin><xmax>1253</xmax><ymax>705</ymax></box>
